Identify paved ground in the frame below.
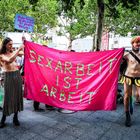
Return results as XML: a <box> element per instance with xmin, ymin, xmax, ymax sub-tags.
<box><xmin>0</xmin><ymin>87</ymin><xmax>140</xmax><ymax>140</ymax></box>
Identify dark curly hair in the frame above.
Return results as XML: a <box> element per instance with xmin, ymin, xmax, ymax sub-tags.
<box><xmin>0</xmin><ymin>37</ymin><xmax>12</xmax><ymax>54</ymax></box>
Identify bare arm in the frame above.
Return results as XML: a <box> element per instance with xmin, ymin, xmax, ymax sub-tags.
<box><xmin>18</xmin><ymin>51</ymin><xmax>24</xmax><ymax>57</ymax></box>
<box><xmin>17</xmin><ymin>36</ymin><xmax>26</xmax><ymax>57</ymax></box>
<box><xmin>1</xmin><ymin>46</ymin><xmax>24</xmax><ymax>63</ymax></box>
<box><xmin>18</xmin><ymin>45</ymin><xmax>24</xmax><ymax>57</ymax></box>
<box><xmin>123</xmin><ymin>51</ymin><xmax>129</xmax><ymax>61</ymax></box>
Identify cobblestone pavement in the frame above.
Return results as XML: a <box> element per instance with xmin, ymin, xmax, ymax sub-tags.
<box><xmin>0</xmin><ymin>97</ymin><xmax>140</xmax><ymax>140</ymax></box>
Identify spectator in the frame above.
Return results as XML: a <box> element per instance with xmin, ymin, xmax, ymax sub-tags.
<box><xmin>58</xmin><ymin>49</ymin><xmax>76</xmax><ymax>114</ymax></box>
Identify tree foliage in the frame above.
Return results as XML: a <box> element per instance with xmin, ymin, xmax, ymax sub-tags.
<box><xmin>56</xmin><ymin>0</ymin><xmax>97</xmax><ymax>49</ymax></box>
<box><xmin>0</xmin><ymin>0</ymin><xmax>139</xmax><ymax>50</ymax></box>
<box><xmin>56</xmin><ymin>0</ymin><xmax>139</xmax><ymax>50</ymax></box>
<box><xmin>104</xmin><ymin>0</ymin><xmax>140</xmax><ymax>36</ymax></box>
<box><xmin>0</xmin><ymin>0</ymin><xmax>31</xmax><ymax>32</ymax></box>
<box><xmin>0</xmin><ymin>0</ymin><xmax>58</xmax><ymax>36</ymax></box>
<box><xmin>29</xmin><ymin>0</ymin><xmax>58</xmax><ymax>33</ymax></box>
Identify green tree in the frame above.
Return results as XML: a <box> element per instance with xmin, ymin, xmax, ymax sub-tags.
<box><xmin>105</xmin><ymin>3</ymin><xmax>140</xmax><ymax>36</ymax></box>
<box><xmin>57</xmin><ymin>0</ymin><xmax>139</xmax><ymax>51</ymax></box>
<box><xmin>0</xmin><ymin>0</ymin><xmax>58</xmax><ymax>39</ymax></box>
<box><xmin>0</xmin><ymin>0</ymin><xmax>139</xmax><ymax>50</ymax></box>
<box><xmin>97</xmin><ymin>0</ymin><xmax>139</xmax><ymax>50</ymax></box>
<box><xmin>0</xmin><ymin>0</ymin><xmax>31</xmax><ymax>33</ymax></box>
<box><xmin>29</xmin><ymin>0</ymin><xmax>58</xmax><ymax>34</ymax></box>
<box><xmin>56</xmin><ymin>0</ymin><xmax>96</xmax><ymax>50</ymax></box>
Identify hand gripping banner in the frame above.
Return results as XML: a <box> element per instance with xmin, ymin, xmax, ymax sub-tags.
<box><xmin>24</xmin><ymin>41</ymin><xmax>124</xmax><ymax>111</ymax></box>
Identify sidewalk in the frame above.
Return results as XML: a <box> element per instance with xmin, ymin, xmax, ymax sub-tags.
<box><xmin>0</xmin><ymin>99</ymin><xmax>140</xmax><ymax>140</ymax></box>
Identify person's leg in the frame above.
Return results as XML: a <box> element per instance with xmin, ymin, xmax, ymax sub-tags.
<box><xmin>0</xmin><ymin>114</ymin><xmax>6</xmax><ymax>128</ymax></box>
<box><xmin>124</xmin><ymin>79</ymin><xmax>132</xmax><ymax>127</ymax></box>
<box><xmin>33</xmin><ymin>101</ymin><xmax>44</xmax><ymax>111</ymax></box>
<box><xmin>33</xmin><ymin>101</ymin><xmax>40</xmax><ymax>110</ymax></box>
<box><xmin>135</xmin><ymin>86</ymin><xmax>140</xmax><ymax>104</ymax></box>
<box><xmin>45</xmin><ymin>104</ymin><xmax>55</xmax><ymax>110</ymax></box>
<box><xmin>13</xmin><ymin>112</ymin><xmax>20</xmax><ymax>126</ymax></box>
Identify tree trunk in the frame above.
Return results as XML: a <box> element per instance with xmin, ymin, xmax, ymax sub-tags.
<box><xmin>94</xmin><ymin>0</ymin><xmax>105</xmax><ymax>51</ymax></box>
<box><xmin>92</xmin><ymin>34</ymin><xmax>95</xmax><ymax>51</ymax></box>
<box><xmin>67</xmin><ymin>36</ymin><xmax>73</xmax><ymax>51</ymax></box>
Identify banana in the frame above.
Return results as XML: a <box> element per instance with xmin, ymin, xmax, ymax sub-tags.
<box><xmin>122</xmin><ymin>76</ymin><xmax>125</xmax><ymax>83</ymax></box>
<box><xmin>135</xmin><ymin>79</ymin><xmax>140</xmax><ymax>87</ymax></box>
<box><xmin>120</xmin><ymin>76</ymin><xmax>125</xmax><ymax>84</ymax></box>
<box><xmin>127</xmin><ymin>78</ymin><xmax>131</xmax><ymax>85</ymax></box>
<box><xmin>119</xmin><ymin>76</ymin><xmax>124</xmax><ymax>84</ymax></box>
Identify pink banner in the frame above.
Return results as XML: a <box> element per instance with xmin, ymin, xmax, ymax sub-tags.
<box><xmin>24</xmin><ymin>41</ymin><xmax>124</xmax><ymax>111</ymax></box>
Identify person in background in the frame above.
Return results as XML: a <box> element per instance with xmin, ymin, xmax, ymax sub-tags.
<box><xmin>123</xmin><ymin>36</ymin><xmax>140</xmax><ymax>127</ymax></box>
<box><xmin>58</xmin><ymin>49</ymin><xmax>77</xmax><ymax>114</ymax></box>
<box><xmin>22</xmin><ymin>35</ymin><xmax>55</xmax><ymax>111</ymax></box>
<box><xmin>0</xmin><ymin>67</ymin><xmax>4</xmax><ymax>110</ymax></box>
<box><xmin>35</xmin><ymin>42</ymin><xmax>55</xmax><ymax>111</ymax></box>
<box><xmin>0</xmin><ymin>37</ymin><xmax>24</xmax><ymax>128</ymax></box>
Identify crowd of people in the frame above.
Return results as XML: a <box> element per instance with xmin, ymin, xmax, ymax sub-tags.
<box><xmin>0</xmin><ymin>36</ymin><xmax>140</xmax><ymax>128</ymax></box>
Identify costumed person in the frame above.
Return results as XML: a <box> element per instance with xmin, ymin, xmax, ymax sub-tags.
<box><xmin>123</xmin><ymin>36</ymin><xmax>140</xmax><ymax>127</ymax></box>
<box><xmin>0</xmin><ymin>37</ymin><xmax>24</xmax><ymax>128</ymax></box>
